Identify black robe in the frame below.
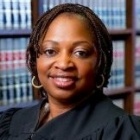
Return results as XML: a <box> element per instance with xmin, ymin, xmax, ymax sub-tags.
<box><xmin>0</xmin><ymin>91</ymin><xmax>140</xmax><ymax>140</ymax></box>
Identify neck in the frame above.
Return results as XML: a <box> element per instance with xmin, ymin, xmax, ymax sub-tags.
<box><xmin>47</xmin><ymin>91</ymin><xmax>96</xmax><ymax>119</ymax></box>
<box><xmin>48</xmin><ymin>99</ymin><xmax>74</xmax><ymax>119</ymax></box>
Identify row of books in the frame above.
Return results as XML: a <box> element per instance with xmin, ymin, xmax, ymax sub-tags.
<box><xmin>135</xmin><ymin>36</ymin><xmax>140</xmax><ymax>87</ymax></box>
<box><xmin>107</xmin><ymin>40</ymin><xmax>125</xmax><ymax>89</ymax></box>
<box><xmin>107</xmin><ymin>36</ymin><xmax>140</xmax><ymax>90</ymax></box>
<box><xmin>0</xmin><ymin>0</ymin><xmax>31</xmax><ymax>30</ymax></box>
<box><xmin>42</xmin><ymin>0</ymin><xmax>126</xmax><ymax>29</ymax></box>
<box><xmin>0</xmin><ymin>38</ymin><xmax>33</xmax><ymax>105</ymax></box>
<box><xmin>1</xmin><ymin>0</ymin><xmax>139</xmax><ymax>31</ymax></box>
<box><xmin>135</xmin><ymin>0</ymin><xmax>140</xmax><ymax>30</ymax></box>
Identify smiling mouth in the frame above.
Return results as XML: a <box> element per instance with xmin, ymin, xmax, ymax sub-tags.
<box><xmin>50</xmin><ymin>76</ymin><xmax>77</xmax><ymax>89</ymax></box>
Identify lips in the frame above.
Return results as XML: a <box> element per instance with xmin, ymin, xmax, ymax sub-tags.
<box><xmin>50</xmin><ymin>75</ymin><xmax>77</xmax><ymax>89</ymax></box>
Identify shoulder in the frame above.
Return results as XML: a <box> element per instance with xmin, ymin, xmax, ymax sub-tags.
<box><xmin>0</xmin><ymin>101</ymin><xmax>43</xmax><ymax>139</ymax></box>
<box><xmin>99</xmin><ymin>114</ymin><xmax>140</xmax><ymax>139</ymax></box>
<box><xmin>0</xmin><ymin>108</ymin><xmax>21</xmax><ymax>125</ymax></box>
<box><xmin>0</xmin><ymin>108</ymin><xmax>21</xmax><ymax>138</ymax></box>
<box><xmin>77</xmin><ymin>114</ymin><xmax>140</xmax><ymax>140</ymax></box>
<box><xmin>79</xmin><ymin>92</ymin><xmax>140</xmax><ymax>139</ymax></box>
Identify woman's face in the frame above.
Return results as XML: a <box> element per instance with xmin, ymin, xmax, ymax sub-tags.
<box><xmin>37</xmin><ymin>13</ymin><xmax>98</xmax><ymax>104</ymax></box>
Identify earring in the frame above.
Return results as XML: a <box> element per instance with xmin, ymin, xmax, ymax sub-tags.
<box><xmin>96</xmin><ymin>74</ymin><xmax>105</xmax><ymax>89</ymax></box>
<box><xmin>32</xmin><ymin>76</ymin><xmax>43</xmax><ymax>89</ymax></box>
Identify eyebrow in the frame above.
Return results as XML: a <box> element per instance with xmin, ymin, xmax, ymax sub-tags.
<box><xmin>73</xmin><ymin>41</ymin><xmax>95</xmax><ymax>47</ymax></box>
<box><xmin>42</xmin><ymin>40</ymin><xmax>58</xmax><ymax>45</ymax></box>
<box><xmin>42</xmin><ymin>40</ymin><xmax>95</xmax><ymax>46</ymax></box>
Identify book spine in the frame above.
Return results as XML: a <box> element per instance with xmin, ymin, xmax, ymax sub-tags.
<box><xmin>119</xmin><ymin>0</ymin><xmax>126</xmax><ymax>29</ymax></box>
<box><xmin>42</xmin><ymin>0</ymin><xmax>49</xmax><ymax>12</ymax></box>
<box><xmin>11</xmin><ymin>0</ymin><xmax>20</xmax><ymax>29</ymax></box>
<box><xmin>134</xmin><ymin>92</ymin><xmax>140</xmax><ymax>116</ymax></box>
<box><xmin>116</xmin><ymin>41</ymin><xmax>125</xmax><ymax>88</ymax></box>
<box><xmin>135</xmin><ymin>0</ymin><xmax>140</xmax><ymax>30</ymax></box>
<box><xmin>1</xmin><ymin>0</ymin><xmax>32</xmax><ymax>30</ymax></box>
<box><xmin>0</xmin><ymin>0</ymin><xmax>5</xmax><ymax>29</ymax></box>
<box><xmin>135</xmin><ymin>36</ymin><xmax>140</xmax><ymax>87</ymax></box>
<box><xmin>108</xmin><ymin>40</ymin><xmax>125</xmax><ymax>89</ymax></box>
<box><xmin>0</xmin><ymin>37</ymin><xmax>33</xmax><ymax>105</ymax></box>
<box><xmin>24</xmin><ymin>0</ymin><xmax>31</xmax><ymax>29</ymax></box>
<box><xmin>3</xmin><ymin>0</ymin><xmax>12</xmax><ymax>29</ymax></box>
<box><xmin>0</xmin><ymin>39</ymin><xmax>8</xmax><ymax>105</ymax></box>
<box><xmin>19</xmin><ymin>0</ymin><xmax>26</xmax><ymax>29</ymax></box>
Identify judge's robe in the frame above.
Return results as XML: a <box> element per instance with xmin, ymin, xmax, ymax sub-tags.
<box><xmin>0</xmin><ymin>91</ymin><xmax>140</xmax><ymax>140</ymax></box>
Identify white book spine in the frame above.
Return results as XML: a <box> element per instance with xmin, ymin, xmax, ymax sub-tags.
<box><xmin>0</xmin><ymin>0</ymin><xmax>4</xmax><ymax>29</ymax></box>
<box><xmin>119</xmin><ymin>0</ymin><xmax>126</xmax><ymax>29</ymax></box>
<box><xmin>11</xmin><ymin>0</ymin><xmax>19</xmax><ymax>29</ymax></box>
<box><xmin>25</xmin><ymin>0</ymin><xmax>31</xmax><ymax>29</ymax></box>
<box><xmin>3</xmin><ymin>0</ymin><xmax>12</xmax><ymax>29</ymax></box>
<box><xmin>49</xmin><ymin>0</ymin><xmax>55</xmax><ymax>9</ymax></box>
<box><xmin>54</xmin><ymin>0</ymin><xmax>60</xmax><ymax>6</ymax></box>
<box><xmin>135</xmin><ymin>0</ymin><xmax>140</xmax><ymax>29</ymax></box>
<box><xmin>18</xmin><ymin>0</ymin><xmax>26</xmax><ymax>29</ymax></box>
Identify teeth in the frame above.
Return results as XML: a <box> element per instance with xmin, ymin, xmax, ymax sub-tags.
<box><xmin>55</xmin><ymin>77</ymin><xmax>72</xmax><ymax>82</ymax></box>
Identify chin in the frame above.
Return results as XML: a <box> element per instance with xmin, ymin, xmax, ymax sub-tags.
<box><xmin>48</xmin><ymin>88</ymin><xmax>89</xmax><ymax>105</ymax></box>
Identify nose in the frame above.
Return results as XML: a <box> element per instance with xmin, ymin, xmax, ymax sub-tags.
<box><xmin>54</xmin><ymin>53</ymin><xmax>74</xmax><ymax>70</ymax></box>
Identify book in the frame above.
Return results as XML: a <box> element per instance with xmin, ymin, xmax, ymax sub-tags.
<box><xmin>0</xmin><ymin>0</ymin><xmax>32</xmax><ymax>30</ymax></box>
<box><xmin>135</xmin><ymin>36</ymin><xmax>140</xmax><ymax>87</ymax></box>
<box><xmin>0</xmin><ymin>0</ymin><xmax>4</xmax><ymax>29</ymax></box>
<box><xmin>108</xmin><ymin>40</ymin><xmax>125</xmax><ymax>89</ymax></box>
<box><xmin>135</xmin><ymin>0</ymin><xmax>140</xmax><ymax>30</ymax></box>
<box><xmin>3</xmin><ymin>0</ymin><xmax>12</xmax><ymax>29</ymax></box>
<box><xmin>134</xmin><ymin>92</ymin><xmax>140</xmax><ymax>116</ymax></box>
<box><xmin>0</xmin><ymin>37</ymin><xmax>33</xmax><ymax>105</ymax></box>
<box><xmin>41</xmin><ymin>0</ymin><xmax>126</xmax><ymax>30</ymax></box>
<box><xmin>24</xmin><ymin>0</ymin><xmax>31</xmax><ymax>29</ymax></box>
<box><xmin>11</xmin><ymin>0</ymin><xmax>20</xmax><ymax>29</ymax></box>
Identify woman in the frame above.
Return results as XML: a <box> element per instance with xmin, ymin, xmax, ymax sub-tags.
<box><xmin>0</xmin><ymin>3</ymin><xmax>140</xmax><ymax>140</ymax></box>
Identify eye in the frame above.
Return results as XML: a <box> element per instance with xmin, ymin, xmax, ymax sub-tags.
<box><xmin>74</xmin><ymin>50</ymin><xmax>89</xmax><ymax>58</ymax></box>
<box><xmin>44</xmin><ymin>48</ymin><xmax>56</xmax><ymax>57</ymax></box>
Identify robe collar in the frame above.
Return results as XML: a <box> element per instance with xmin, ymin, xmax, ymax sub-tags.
<box><xmin>9</xmin><ymin>91</ymin><xmax>125</xmax><ymax>139</ymax></box>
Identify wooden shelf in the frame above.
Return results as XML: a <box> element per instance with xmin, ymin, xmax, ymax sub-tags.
<box><xmin>109</xmin><ymin>29</ymin><xmax>133</xmax><ymax>40</ymax></box>
<box><xmin>109</xmin><ymin>29</ymin><xmax>133</xmax><ymax>35</ymax></box>
<box><xmin>136</xmin><ymin>30</ymin><xmax>140</xmax><ymax>35</ymax></box>
<box><xmin>0</xmin><ymin>100</ymin><xmax>39</xmax><ymax>112</ymax></box>
<box><xmin>135</xmin><ymin>87</ymin><xmax>140</xmax><ymax>92</ymax></box>
<box><xmin>104</xmin><ymin>87</ymin><xmax>134</xmax><ymax>97</ymax></box>
<box><xmin>0</xmin><ymin>29</ymin><xmax>31</xmax><ymax>37</ymax></box>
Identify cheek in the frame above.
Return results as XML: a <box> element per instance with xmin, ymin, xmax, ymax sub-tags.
<box><xmin>36</xmin><ymin>57</ymin><xmax>50</xmax><ymax>75</ymax></box>
<box><xmin>80</xmin><ymin>66</ymin><xmax>96</xmax><ymax>79</ymax></box>
<box><xmin>36</xmin><ymin>59</ymin><xmax>44</xmax><ymax>73</ymax></box>
<box><xmin>78</xmin><ymin>59</ymin><xmax>98</xmax><ymax>79</ymax></box>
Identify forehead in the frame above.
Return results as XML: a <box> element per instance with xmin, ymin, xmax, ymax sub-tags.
<box><xmin>43</xmin><ymin>13</ymin><xmax>95</xmax><ymax>38</ymax></box>
<box><xmin>48</xmin><ymin>13</ymin><xmax>90</xmax><ymax>31</ymax></box>
<box><xmin>51</xmin><ymin>12</ymin><xmax>90</xmax><ymax>28</ymax></box>
<box><xmin>39</xmin><ymin>12</ymin><xmax>97</xmax><ymax>48</ymax></box>
<box><xmin>56</xmin><ymin>12</ymin><xmax>86</xmax><ymax>20</ymax></box>
<box><xmin>44</xmin><ymin>13</ymin><xmax>94</xmax><ymax>43</ymax></box>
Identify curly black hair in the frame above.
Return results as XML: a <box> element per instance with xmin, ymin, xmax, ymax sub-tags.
<box><xmin>26</xmin><ymin>3</ymin><xmax>113</xmax><ymax>91</ymax></box>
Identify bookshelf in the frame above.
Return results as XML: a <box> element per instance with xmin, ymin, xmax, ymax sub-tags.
<box><xmin>0</xmin><ymin>0</ymin><xmax>33</xmax><ymax>108</ymax></box>
<box><xmin>0</xmin><ymin>0</ymin><xmax>139</xmax><ymax>115</ymax></box>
